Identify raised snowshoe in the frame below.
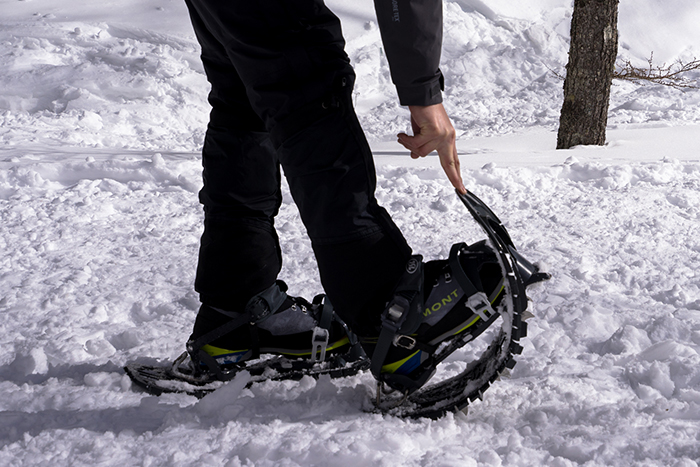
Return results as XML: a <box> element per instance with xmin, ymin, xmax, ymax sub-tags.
<box><xmin>365</xmin><ymin>190</ymin><xmax>550</xmax><ymax>417</ymax></box>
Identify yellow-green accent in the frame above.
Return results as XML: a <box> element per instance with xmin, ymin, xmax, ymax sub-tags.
<box><xmin>272</xmin><ymin>336</ymin><xmax>350</xmax><ymax>357</ymax></box>
<box><xmin>453</xmin><ymin>315</ymin><xmax>482</xmax><ymax>335</ymax></box>
<box><xmin>202</xmin><ymin>336</ymin><xmax>351</xmax><ymax>358</ymax></box>
<box><xmin>202</xmin><ymin>344</ymin><xmax>247</xmax><ymax>357</ymax></box>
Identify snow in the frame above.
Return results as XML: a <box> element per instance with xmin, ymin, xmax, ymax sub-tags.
<box><xmin>1</xmin><ymin>0</ymin><xmax>700</xmax><ymax>465</ymax></box>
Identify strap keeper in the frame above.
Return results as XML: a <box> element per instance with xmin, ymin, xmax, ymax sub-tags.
<box><xmin>310</xmin><ymin>326</ymin><xmax>330</xmax><ymax>363</ymax></box>
<box><xmin>384</xmin><ymin>296</ymin><xmax>411</xmax><ymax>327</ymax></box>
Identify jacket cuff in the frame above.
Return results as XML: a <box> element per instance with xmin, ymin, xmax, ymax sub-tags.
<box><xmin>395</xmin><ymin>72</ymin><xmax>444</xmax><ymax>106</ymax></box>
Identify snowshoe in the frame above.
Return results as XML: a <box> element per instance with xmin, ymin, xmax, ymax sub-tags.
<box><xmin>367</xmin><ymin>189</ymin><xmax>549</xmax><ymax>418</ymax></box>
<box><xmin>186</xmin><ymin>282</ymin><xmax>355</xmax><ymax>376</ymax></box>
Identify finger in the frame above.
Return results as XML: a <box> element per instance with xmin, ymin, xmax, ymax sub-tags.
<box><xmin>398</xmin><ymin>133</ymin><xmax>424</xmax><ymax>156</ymax></box>
<box><xmin>410</xmin><ymin>115</ymin><xmax>421</xmax><ymax>136</ymax></box>
<box><xmin>439</xmin><ymin>143</ymin><xmax>466</xmax><ymax>194</ymax></box>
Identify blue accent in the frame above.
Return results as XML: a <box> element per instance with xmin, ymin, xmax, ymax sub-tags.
<box><xmin>395</xmin><ymin>351</ymin><xmax>423</xmax><ymax>375</ymax></box>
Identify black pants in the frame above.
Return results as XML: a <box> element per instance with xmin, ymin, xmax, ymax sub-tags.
<box><xmin>186</xmin><ymin>0</ymin><xmax>411</xmax><ymax>336</ymax></box>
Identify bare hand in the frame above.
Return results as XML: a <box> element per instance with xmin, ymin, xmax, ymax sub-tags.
<box><xmin>397</xmin><ymin>104</ymin><xmax>466</xmax><ymax>194</ymax></box>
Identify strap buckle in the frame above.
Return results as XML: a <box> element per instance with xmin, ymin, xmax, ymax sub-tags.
<box><xmin>467</xmin><ymin>292</ymin><xmax>498</xmax><ymax>321</ymax></box>
<box><xmin>393</xmin><ymin>334</ymin><xmax>416</xmax><ymax>350</ymax></box>
<box><xmin>244</xmin><ymin>282</ymin><xmax>288</xmax><ymax>324</ymax></box>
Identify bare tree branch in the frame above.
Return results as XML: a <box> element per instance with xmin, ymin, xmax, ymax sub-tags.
<box><xmin>543</xmin><ymin>62</ymin><xmax>565</xmax><ymax>81</ymax></box>
<box><xmin>614</xmin><ymin>52</ymin><xmax>700</xmax><ymax>89</ymax></box>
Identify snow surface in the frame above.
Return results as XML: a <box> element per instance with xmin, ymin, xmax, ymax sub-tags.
<box><xmin>1</xmin><ymin>0</ymin><xmax>700</xmax><ymax>465</ymax></box>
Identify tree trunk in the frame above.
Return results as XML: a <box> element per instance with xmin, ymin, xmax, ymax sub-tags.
<box><xmin>557</xmin><ymin>0</ymin><xmax>619</xmax><ymax>149</ymax></box>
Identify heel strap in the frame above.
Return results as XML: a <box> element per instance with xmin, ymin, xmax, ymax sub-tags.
<box><xmin>187</xmin><ymin>281</ymin><xmax>289</xmax><ymax>367</ymax></box>
<box><xmin>370</xmin><ymin>256</ymin><xmax>424</xmax><ymax>384</ymax></box>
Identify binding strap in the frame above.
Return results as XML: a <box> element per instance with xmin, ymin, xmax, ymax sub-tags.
<box><xmin>370</xmin><ymin>256</ymin><xmax>425</xmax><ymax>384</ymax></box>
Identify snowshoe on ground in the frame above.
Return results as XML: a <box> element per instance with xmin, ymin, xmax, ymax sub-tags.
<box><xmin>186</xmin><ymin>281</ymin><xmax>355</xmax><ymax>375</ymax></box>
<box><xmin>125</xmin><ymin>283</ymin><xmax>369</xmax><ymax>397</ymax></box>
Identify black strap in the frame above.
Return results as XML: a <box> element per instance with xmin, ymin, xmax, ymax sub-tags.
<box><xmin>370</xmin><ymin>295</ymin><xmax>413</xmax><ymax>379</ymax></box>
<box><xmin>369</xmin><ymin>255</ymin><xmax>424</xmax><ymax>381</ymax></box>
<box><xmin>317</xmin><ymin>295</ymin><xmax>334</xmax><ymax>331</ymax></box>
<box><xmin>449</xmin><ymin>243</ymin><xmax>497</xmax><ymax>321</ymax></box>
<box><xmin>195</xmin><ymin>348</ymin><xmax>234</xmax><ymax>381</ymax></box>
<box><xmin>244</xmin><ymin>281</ymin><xmax>288</xmax><ymax>323</ymax></box>
<box><xmin>448</xmin><ymin>243</ymin><xmax>479</xmax><ymax>297</ymax></box>
<box><xmin>187</xmin><ymin>312</ymin><xmax>251</xmax><ymax>357</ymax></box>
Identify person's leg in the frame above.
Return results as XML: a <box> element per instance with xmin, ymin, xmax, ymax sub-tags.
<box><xmin>272</xmin><ymin>78</ymin><xmax>412</xmax><ymax>336</ymax></box>
<box><xmin>187</xmin><ymin>0</ymin><xmax>284</xmax><ymax>312</ymax></box>
<box><xmin>182</xmin><ymin>1</ymin><xmax>527</xmax><ymax>398</ymax></box>
<box><xmin>185</xmin><ymin>0</ymin><xmax>412</xmax><ymax>337</ymax></box>
<box><xmin>195</xmin><ymin>121</ymin><xmax>284</xmax><ymax>312</ymax></box>
<box><xmin>187</xmin><ymin>0</ymin><xmax>299</xmax><ymax>362</ymax></box>
<box><xmin>185</xmin><ymin>0</ymin><xmax>362</xmax><ymax>367</ymax></box>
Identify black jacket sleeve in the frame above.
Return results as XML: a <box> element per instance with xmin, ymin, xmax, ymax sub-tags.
<box><xmin>373</xmin><ymin>0</ymin><xmax>444</xmax><ymax>106</ymax></box>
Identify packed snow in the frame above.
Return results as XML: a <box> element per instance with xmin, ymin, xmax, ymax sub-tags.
<box><xmin>1</xmin><ymin>0</ymin><xmax>700</xmax><ymax>465</ymax></box>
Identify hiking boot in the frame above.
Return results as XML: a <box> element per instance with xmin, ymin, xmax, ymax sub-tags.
<box><xmin>364</xmin><ymin>241</ymin><xmax>506</xmax><ymax>393</ymax></box>
<box><xmin>187</xmin><ymin>281</ymin><xmax>353</xmax><ymax>378</ymax></box>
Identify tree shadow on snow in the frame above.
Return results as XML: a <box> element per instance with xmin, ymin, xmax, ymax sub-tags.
<box><xmin>0</xmin><ymin>368</ymin><xmax>374</xmax><ymax>446</ymax></box>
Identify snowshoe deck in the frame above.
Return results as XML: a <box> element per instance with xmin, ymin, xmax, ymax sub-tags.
<box><xmin>125</xmin><ymin>351</ymin><xmax>370</xmax><ymax>398</ymax></box>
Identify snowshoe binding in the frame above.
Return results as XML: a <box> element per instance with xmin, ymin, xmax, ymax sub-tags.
<box><xmin>125</xmin><ymin>283</ymin><xmax>369</xmax><ymax>397</ymax></box>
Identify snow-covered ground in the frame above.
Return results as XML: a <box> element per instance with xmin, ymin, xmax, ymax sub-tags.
<box><xmin>1</xmin><ymin>0</ymin><xmax>700</xmax><ymax>465</ymax></box>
